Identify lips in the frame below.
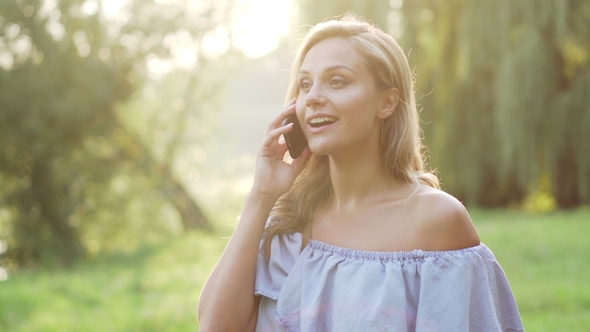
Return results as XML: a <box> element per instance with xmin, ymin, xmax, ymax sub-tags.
<box><xmin>308</xmin><ymin>116</ymin><xmax>337</xmax><ymax>128</ymax></box>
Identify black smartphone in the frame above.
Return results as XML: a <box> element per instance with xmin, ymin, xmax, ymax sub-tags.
<box><xmin>282</xmin><ymin>113</ymin><xmax>308</xmax><ymax>159</ymax></box>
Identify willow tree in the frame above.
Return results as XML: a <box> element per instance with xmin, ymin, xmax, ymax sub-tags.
<box><xmin>400</xmin><ymin>0</ymin><xmax>590</xmax><ymax>207</ymax></box>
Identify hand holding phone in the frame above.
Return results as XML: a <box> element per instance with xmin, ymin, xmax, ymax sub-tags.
<box><xmin>282</xmin><ymin>113</ymin><xmax>308</xmax><ymax>159</ymax></box>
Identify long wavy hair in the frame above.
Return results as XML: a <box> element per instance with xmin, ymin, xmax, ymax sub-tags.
<box><xmin>264</xmin><ymin>16</ymin><xmax>439</xmax><ymax>250</ymax></box>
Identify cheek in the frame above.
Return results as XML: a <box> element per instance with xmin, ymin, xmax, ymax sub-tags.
<box><xmin>340</xmin><ymin>91</ymin><xmax>377</xmax><ymax>116</ymax></box>
<box><xmin>342</xmin><ymin>93</ymin><xmax>381</xmax><ymax>131</ymax></box>
<box><xmin>295</xmin><ymin>98</ymin><xmax>306</xmax><ymax>120</ymax></box>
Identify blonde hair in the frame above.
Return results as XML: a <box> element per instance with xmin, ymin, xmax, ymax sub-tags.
<box><xmin>265</xmin><ymin>16</ymin><xmax>438</xmax><ymax>248</ymax></box>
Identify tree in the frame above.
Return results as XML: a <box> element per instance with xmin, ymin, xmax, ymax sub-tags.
<box><xmin>296</xmin><ymin>0</ymin><xmax>391</xmax><ymax>32</ymax></box>
<box><xmin>399</xmin><ymin>0</ymin><xmax>590</xmax><ymax>207</ymax></box>
<box><xmin>0</xmin><ymin>0</ymin><xmax>235</xmax><ymax>267</ymax></box>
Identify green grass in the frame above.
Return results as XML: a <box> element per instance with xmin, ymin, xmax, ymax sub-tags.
<box><xmin>471</xmin><ymin>207</ymin><xmax>590</xmax><ymax>332</ymax></box>
<box><xmin>0</xmin><ymin>208</ymin><xmax>589</xmax><ymax>331</ymax></box>
<box><xmin>0</xmin><ymin>229</ymin><xmax>229</xmax><ymax>332</ymax></box>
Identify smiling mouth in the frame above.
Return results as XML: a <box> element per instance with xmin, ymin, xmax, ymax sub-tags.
<box><xmin>308</xmin><ymin>116</ymin><xmax>337</xmax><ymax>128</ymax></box>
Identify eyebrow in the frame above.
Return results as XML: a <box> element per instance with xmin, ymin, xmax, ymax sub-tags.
<box><xmin>298</xmin><ymin>65</ymin><xmax>357</xmax><ymax>75</ymax></box>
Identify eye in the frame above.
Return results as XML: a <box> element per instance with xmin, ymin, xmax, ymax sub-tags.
<box><xmin>330</xmin><ymin>78</ymin><xmax>348</xmax><ymax>88</ymax></box>
<box><xmin>299</xmin><ymin>80</ymin><xmax>312</xmax><ymax>92</ymax></box>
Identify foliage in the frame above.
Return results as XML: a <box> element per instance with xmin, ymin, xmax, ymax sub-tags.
<box><xmin>296</xmin><ymin>0</ymin><xmax>391</xmax><ymax>32</ymax></box>
<box><xmin>0</xmin><ymin>0</ymin><xmax>135</xmax><ymax>266</ymax></box>
<box><xmin>0</xmin><ymin>208</ymin><xmax>589</xmax><ymax>331</ymax></box>
<box><xmin>0</xmin><ymin>0</ymin><xmax>235</xmax><ymax>268</ymax></box>
<box><xmin>399</xmin><ymin>0</ymin><xmax>590</xmax><ymax>207</ymax></box>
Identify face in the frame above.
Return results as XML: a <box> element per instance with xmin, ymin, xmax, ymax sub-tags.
<box><xmin>296</xmin><ymin>37</ymin><xmax>389</xmax><ymax>157</ymax></box>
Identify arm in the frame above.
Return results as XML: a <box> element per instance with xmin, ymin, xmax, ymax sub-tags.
<box><xmin>197</xmin><ymin>100</ymin><xmax>311</xmax><ymax>332</ymax></box>
<box><xmin>197</xmin><ymin>192</ymin><xmax>275</xmax><ymax>332</ymax></box>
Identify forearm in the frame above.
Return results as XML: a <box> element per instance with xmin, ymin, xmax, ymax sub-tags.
<box><xmin>198</xmin><ymin>191</ymin><xmax>278</xmax><ymax>331</ymax></box>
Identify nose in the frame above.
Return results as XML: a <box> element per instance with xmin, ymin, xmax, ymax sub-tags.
<box><xmin>304</xmin><ymin>84</ymin><xmax>327</xmax><ymax>109</ymax></box>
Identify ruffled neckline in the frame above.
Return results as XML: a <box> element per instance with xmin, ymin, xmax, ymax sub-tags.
<box><xmin>308</xmin><ymin>238</ymin><xmax>487</xmax><ymax>262</ymax></box>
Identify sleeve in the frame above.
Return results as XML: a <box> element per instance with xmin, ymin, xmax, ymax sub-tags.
<box><xmin>254</xmin><ymin>232</ymin><xmax>303</xmax><ymax>300</ymax></box>
<box><xmin>415</xmin><ymin>246</ymin><xmax>525</xmax><ymax>332</ymax></box>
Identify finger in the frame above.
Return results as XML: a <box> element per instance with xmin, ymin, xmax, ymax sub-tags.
<box><xmin>268</xmin><ymin>103</ymin><xmax>296</xmax><ymax>131</ymax></box>
<box><xmin>261</xmin><ymin>122</ymin><xmax>293</xmax><ymax>147</ymax></box>
<box><xmin>265</xmin><ymin>102</ymin><xmax>297</xmax><ymax>133</ymax></box>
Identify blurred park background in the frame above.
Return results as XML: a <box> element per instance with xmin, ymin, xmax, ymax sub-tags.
<box><xmin>0</xmin><ymin>0</ymin><xmax>589</xmax><ymax>330</ymax></box>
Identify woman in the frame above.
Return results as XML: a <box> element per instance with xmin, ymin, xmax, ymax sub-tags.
<box><xmin>198</xmin><ymin>16</ymin><xmax>524</xmax><ymax>332</ymax></box>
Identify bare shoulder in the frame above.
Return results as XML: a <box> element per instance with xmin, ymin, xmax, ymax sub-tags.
<box><xmin>407</xmin><ymin>184</ymin><xmax>480</xmax><ymax>251</ymax></box>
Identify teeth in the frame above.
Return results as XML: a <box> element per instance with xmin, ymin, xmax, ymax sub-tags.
<box><xmin>309</xmin><ymin>117</ymin><xmax>336</xmax><ymax>124</ymax></box>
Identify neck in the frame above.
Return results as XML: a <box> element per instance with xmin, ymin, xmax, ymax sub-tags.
<box><xmin>327</xmin><ymin>144</ymin><xmax>396</xmax><ymax>211</ymax></box>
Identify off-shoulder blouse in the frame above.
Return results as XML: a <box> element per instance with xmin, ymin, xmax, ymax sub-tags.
<box><xmin>254</xmin><ymin>232</ymin><xmax>524</xmax><ymax>332</ymax></box>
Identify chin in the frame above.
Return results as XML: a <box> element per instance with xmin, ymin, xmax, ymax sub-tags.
<box><xmin>308</xmin><ymin>147</ymin><xmax>327</xmax><ymax>156</ymax></box>
<box><xmin>308</xmin><ymin>142</ymin><xmax>335</xmax><ymax>156</ymax></box>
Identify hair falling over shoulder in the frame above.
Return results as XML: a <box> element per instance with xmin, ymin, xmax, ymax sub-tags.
<box><xmin>264</xmin><ymin>16</ymin><xmax>439</xmax><ymax>254</ymax></box>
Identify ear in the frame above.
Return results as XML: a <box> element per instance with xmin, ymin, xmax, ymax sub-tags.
<box><xmin>377</xmin><ymin>88</ymin><xmax>399</xmax><ymax>119</ymax></box>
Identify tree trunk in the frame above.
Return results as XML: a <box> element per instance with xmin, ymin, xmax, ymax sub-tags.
<box><xmin>119</xmin><ymin>131</ymin><xmax>212</xmax><ymax>231</ymax></box>
<box><xmin>553</xmin><ymin>148</ymin><xmax>581</xmax><ymax>208</ymax></box>
<box><xmin>11</xmin><ymin>157</ymin><xmax>83</xmax><ymax>266</ymax></box>
<box><xmin>159</xmin><ymin>164</ymin><xmax>212</xmax><ymax>231</ymax></box>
